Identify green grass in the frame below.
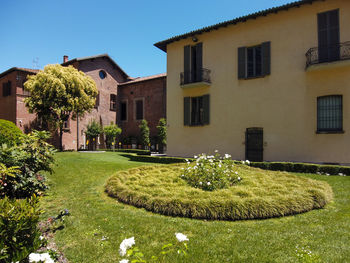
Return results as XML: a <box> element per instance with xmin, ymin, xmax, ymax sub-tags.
<box><xmin>41</xmin><ymin>152</ymin><xmax>350</xmax><ymax>262</ymax></box>
<box><xmin>105</xmin><ymin>164</ymin><xmax>332</xmax><ymax>220</ymax></box>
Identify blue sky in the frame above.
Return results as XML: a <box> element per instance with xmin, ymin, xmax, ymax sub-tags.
<box><xmin>1</xmin><ymin>0</ymin><xmax>293</xmax><ymax>78</ymax></box>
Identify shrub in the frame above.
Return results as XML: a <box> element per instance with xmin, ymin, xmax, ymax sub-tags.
<box><xmin>0</xmin><ymin>130</ymin><xmax>55</xmax><ymax>198</ymax></box>
<box><xmin>0</xmin><ymin>119</ymin><xmax>23</xmax><ymax>146</ymax></box>
<box><xmin>157</xmin><ymin>118</ymin><xmax>167</xmax><ymax>153</ymax></box>
<box><xmin>103</xmin><ymin>122</ymin><xmax>122</xmax><ymax>149</ymax></box>
<box><xmin>318</xmin><ymin>165</ymin><xmax>340</xmax><ymax>175</ymax></box>
<box><xmin>0</xmin><ymin>195</ymin><xmax>42</xmax><ymax>262</ymax></box>
<box><xmin>85</xmin><ymin>120</ymin><xmax>102</xmax><ymax>150</ymax></box>
<box><xmin>139</xmin><ymin>120</ymin><xmax>150</xmax><ymax>149</ymax></box>
<box><xmin>181</xmin><ymin>152</ymin><xmax>241</xmax><ymax>191</ymax></box>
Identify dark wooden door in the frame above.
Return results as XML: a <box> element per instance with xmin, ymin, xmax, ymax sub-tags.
<box><xmin>245</xmin><ymin>128</ymin><xmax>263</xmax><ymax>162</ymax></box>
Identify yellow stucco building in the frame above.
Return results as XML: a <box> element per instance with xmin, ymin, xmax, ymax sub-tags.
<box><xmin>155</xmin><ymin>0</ymin><xmax>350</xmax><ymax>165</ymax></box>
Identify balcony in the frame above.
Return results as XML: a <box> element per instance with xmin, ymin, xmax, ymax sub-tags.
<box><xmin>180</xmin><ymin>68</ymin><xmax>211</xmax><ymax>88</ymax></box>
<box><xmin>305</xmin><ymin>42</ymin><xmax>350</xmax><ymax>71</ymax></box>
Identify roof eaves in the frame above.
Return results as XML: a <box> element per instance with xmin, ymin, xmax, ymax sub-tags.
<box><xmin>154</xmin><ymin>0</ymin><xmax>320</xmax><ymax>52</ymax></box>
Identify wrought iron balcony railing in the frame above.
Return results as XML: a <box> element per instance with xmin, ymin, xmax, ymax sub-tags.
<box><xmin>306</xmin><ymin>41</ymin><xmax>350</xmax><ymax>68</ymax></box>
<box><xmin>180</xmin><ymin>68</ymin><xmax>211</xmax><ymax>86</ymax></box>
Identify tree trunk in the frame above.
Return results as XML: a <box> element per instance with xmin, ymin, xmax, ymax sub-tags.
<box><xmin>59</xmin><ymin>126</ymin><xmax>63</xmax><ymax>152</ymax></box>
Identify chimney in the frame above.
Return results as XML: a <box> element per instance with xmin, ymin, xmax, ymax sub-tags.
<box><xmin>63</xmin><ymin>55</ymin><xmax>68</xmax><ymax>63</ymax></box>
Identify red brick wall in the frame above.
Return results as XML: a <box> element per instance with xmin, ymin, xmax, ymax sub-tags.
<box><xmin>118</xmin><ymin>76</ymin><xmax>166</xmax><ymax>143</ymax></box>
<box><xmin>0</xmin><ymin>71</ymin><xmax>17</xmax><ymax>124</ymax></box>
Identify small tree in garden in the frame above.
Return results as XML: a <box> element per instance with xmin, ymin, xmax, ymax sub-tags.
<box><xmin>103</xmin><ymin>122</ymin><xmax>122</xmax><ymax>149</ymax></box>
<box><xmin>157</xmin><ymin>118</ymin><xmax>167</xmax><ymax>153</ymax></box>
<box><xmin>24</xmin><ymin>64</ymin><xmax>98</xmax><ymax>151</ymax></box>
<box><xmin>139</xmin><ymin>119</ymin><xmax>150</xmax><ymax>150</ymax></box>
<box><xmin>85</xmin><ymin>120</ymin><xmax>102</xmax><ymax>150</ymax></box>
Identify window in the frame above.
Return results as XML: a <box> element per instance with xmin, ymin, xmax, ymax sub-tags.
<box><xmin>238</xmin><ymin>42</ymin><xmax>270</xmax><ymax>79</ymax></box>
<box><xmin>135</xmin><ymin>99</ymin><xmax>143</xmax><ymax>120</ymax></box>
<box><xmin>183</xmin><ymin>43</ymin><xmax>203</xmax><ymax>84</ymax></box>
<box><xmin>99</xmin><ymin>70</ymin><xmax>106</xmax><ymax>79</ymax></box>
<box><xmin>63</xmin><ymin>119</ymin><xmax>70</xmax><ymax>131</ymax></box>
<box><xmin>120</xmin><ymin>101</ymin><xmax>127</xmax><ymax>121</ymax></box>
<box><xmin>110</xmin><ymin>94</ymin><xmax>117</xmax><ymax>111</ymax></box>
<box><xmin>317</xmin><ymin>95</ymin><xmax>342</xmax><ymax>132</ymax></box>
<box><xmin>94</xmin><ymin>92</ymin><xmax>100</xmax><ymax>108</ymax></box>
<box><xmin>184</xmin><ymin>94</ymin><xmax>210</xmax><ymax>126</ymax></box>
<box><xmin>2</xmin><ymin>81</ymin><xmax>12</xmax><ymax>97</ymax></box>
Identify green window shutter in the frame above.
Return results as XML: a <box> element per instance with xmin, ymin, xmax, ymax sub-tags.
<box><xmin>184</xmin><ymin>97</ymin><xmax>191</xmax><ymax>126</ymax></box>
<box><xmin>238</xmin><ymin>47</ymin><xmax>246</xmax><ymax>79</ymax></box>
<box><xmin>195</xmin><ymin>43</ymin><xmax>203</xmax><ymax>81</ymax></box>
<box><xmin>261</xmin><ymin>41</ymin><xmax>271</xmax><ymax>76</ymax></box>
<box><xmin>202</xmin><ymin>94</ymin><xmax>210</xmax><ymax>125</ymax></box>
<box><xmin>184</xmin><ymin>45</ymin><xmax>191</xmax><ymax>84</ymax></box>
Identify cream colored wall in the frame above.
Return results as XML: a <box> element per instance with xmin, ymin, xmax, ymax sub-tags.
<box><xmin>166</xmin><ymin>0</ymin><xmax>350</xmax><ymax>164</ymax></box>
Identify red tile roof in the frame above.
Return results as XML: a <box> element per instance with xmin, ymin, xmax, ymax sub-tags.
<box><xmin>119</xmin><ymin>73</ymin><xmax>166</xmax><ymax>85</ymax></box>
<box><xmin>0</xmin><ymin>67</ymin><xmax>39</xmax><ymax>79</ymax></box>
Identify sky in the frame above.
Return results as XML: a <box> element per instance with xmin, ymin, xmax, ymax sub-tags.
<box><xmin>0</xmin><ymin>0</ymin><xmax>294</xmax><ymax>78</ymax></box>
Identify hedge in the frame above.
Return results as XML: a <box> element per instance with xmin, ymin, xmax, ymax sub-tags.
<box><xmin>119</xmin><ymin>153</ymin><xmax>349</xmax><ymax>175</ymax></box>
<box><xmin>0</xmin><ymin>119</ymin><xmax>23</xmax><ymax>146</ymax></box>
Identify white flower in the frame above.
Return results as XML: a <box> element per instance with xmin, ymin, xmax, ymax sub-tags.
<box><xmin>214</xmin><ymin>150</ymin><xmax>218</xmax><ymax>153</ymax></box>
<box><xmin>218</xmin><ymin>164</ymin><xmax>221</xmax><ymax>168</ymax></box>
<box><xmin>39</xmin><ymin>235</ymin><xmax>44</xmax><ymax>241</ymax></box>
<box><xmin>119</xmin><ymin>237</ymin><xmax>135</xmax><ymax>256</ymax></box>
<box><xmin>224</xmin><ymin>154</ymin><xmax>231</xmax><ymax>159</ymax></box>
<box><xmin>175</xmin><ymin>233</ymin><xmax>189</xmax><ymax>242</ymax></box>
<box><xmin>29</xmin><ymin>253</ymin><xmax>42</xmax><ymax>263</ymax></box>
<box><xmin>245</xmin><ymin>160</ymin><xmax>250</xmax><ymax>165</ymax></box>
<box><xmin>199</xmin><ymin>181</ymin><xmax>202</xmax><ymax>185</ymax></box>
<box><xmin>194</xmin><ymin>155</ymin><xmax>198</xmax><ymax>159</ymax></box>
<box><xmin>120</xmin><ymin>260</ymin><xmax>129</xmax><ymax>263</ymax></box>
<box><xmin>238</xmin><ymin>177</ymin><xmax>241</xmax><ymax>181</ymax></box>
<box><xmin>235</xmin><ymin>171</ymin><xmax>238</xmax><ymax>175</ymax></box>
<box><xmin>207</xmin><ymin>182</ymin><xmax>211</xmax><ymax>185</ymax></box>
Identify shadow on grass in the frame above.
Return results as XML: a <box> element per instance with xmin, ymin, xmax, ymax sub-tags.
<box><xmin>119</xmin><ymin>153</ymin><xmax>187</xmax><ymax>164</ymax></box>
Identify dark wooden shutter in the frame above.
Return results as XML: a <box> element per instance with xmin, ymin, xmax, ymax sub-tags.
<box><xmin>238</xmin><ymin>47</ymin><xmax>246</xmax><ymax>79</ymax></box>
<box><xmin>261</xmin><ymin>42</ymin><xmax>271</xmax><ymax>76</ymax></box>
<box><xmin>318</xmin><ymin>9</ymin><xmax>339</xmax><ymax>62</ymax></box>
<box><xmin>184</xmin><ymin>45</ymin><xmax>191</xmax><ymax>84</ymax></box>
<box><xmin>184</xmin><ymin>97</ymin><xmax>190</xmax><ymax>126</ymax></box>
<box><xmin>195</xmin><ymin>43</ymin><xmax>203</xmax><ymax>82</ymax></box>
<box><xmin>202</xmin><ymin>94</ymin><xmax>210</xmax><ymax>125</ymax></box>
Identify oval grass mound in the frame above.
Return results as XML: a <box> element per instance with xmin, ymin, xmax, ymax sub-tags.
<box><xmin>105</xmin><ymin>164</ymin><xmax>333</xmax><ymax>220</ymax></box>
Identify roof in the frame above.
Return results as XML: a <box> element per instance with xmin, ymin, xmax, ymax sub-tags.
<box><xmin>0</xmin><ymin>67</ymin><xmax>39</xmax><ymax>79</ymax></box>
<box><xmin>61</xmin><ymin>53</ymin><xmax>130</xmax><ymax>79</ymax></box>
<box><xmin>154</xmin><ymin>0</ymin><xmax>322</xmax><ymax>52</ymax></box>
<box><xmin>119</xmin><ymin>73</ymin><xmax>166</xmax><ymax>86</ymax></box>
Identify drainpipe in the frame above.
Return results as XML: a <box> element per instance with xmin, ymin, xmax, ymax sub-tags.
<box><xmin>76</xmin><ymin>113</ymin><xmax>79</xmax><ymax>151</ymax></box>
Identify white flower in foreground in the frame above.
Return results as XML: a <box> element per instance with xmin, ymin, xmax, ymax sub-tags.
<box><xmin>194</xmin><ymin>155</ymin><xmax>198</xmax><ymax>159</ymax></box>
<box><xmin>29</xmin><ymin>253</ymin><xmax>42</xmax><ymax>263</ymax></box>
<box><xmin>175</xmin><ymin>233</ymin><xmax>189</xmax><ymax>242</ymax></box>
<box><xmin>235</xmin><ymin>171</ymin><xmax>238</xmax><ymax>175</ymax></box>
<box><xmin>120</xmin><ymin>260</ymin><xmax>129</xmax><ymax>263</ymax></box>
<box><xmin>224</xmin><ymin>154</ymin><xmax>231</xmax><ymax>159</ymax></box>
<box><xmin>119</xmin><ymin>237</ymin><xmax>135</xmax><ymax>256</ymax></box>
<box><xmin>245</xmin><ymin>160</ymin><xmax>250</xmax><ymax>165</ymax></box>
<box><xmin>214</xmin><ymin>150</ymin><xmax>218</xmax><ymax>153</ymax></box>
<box><xmin>207</xmin><ymin>182</ymin><xmax>211</xmax><ymax>185</ymax></box>
<box><xmin>238</xmin><ymin>177</ymin><xmax>241</xmax><ymax>181</ymax></box>
<box><xmin>199</xmin><ymin>182</ymin><xmax>202</xmax><ymax>185</ymax></box>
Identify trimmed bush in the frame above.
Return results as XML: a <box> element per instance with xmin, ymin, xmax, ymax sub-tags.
<box><xmin>0</xmin><ymin>119</ymin><xmax>23</xmax><ymax>146</ymax></box>
<box><xmin>120</xmin><ymin>153</ymin><xmax>188</xmax><ymax>164</ymax></box>
<box><xmin>106</xmin><ymin>164</ymin><xmax>333</xmax><ymax>220</ymax></box>
<box><xmin>0</xmin><ymin>195</ymin><xmax>42</xmax><ymax>262</ymax></box>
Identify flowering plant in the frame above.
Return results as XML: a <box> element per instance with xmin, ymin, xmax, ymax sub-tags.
<box><xmin>118</xmin><ymin>233</ymin><xmax>189</xmax><ymax>263</ymax></box>
<box><xmin>181</xmin><ymin>151</ymin><xmax>241</xmax><ymax>191</ymax></box>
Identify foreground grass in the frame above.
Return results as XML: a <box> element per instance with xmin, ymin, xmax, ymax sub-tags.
<box><xmin>42</xmin><ymin>152</ymin><xmax>350</xmax><ymax>262</ymax></box>
<box><xmin>106</xmin><ymin>164</ymin><xmax>332</xmax><ymax>220</ymax></box>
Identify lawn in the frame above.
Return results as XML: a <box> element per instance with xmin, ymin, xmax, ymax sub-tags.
<box><xmin>41</xmin><ymin>152</ymin><xmax>350</xmax><ymax>262</ymax></box>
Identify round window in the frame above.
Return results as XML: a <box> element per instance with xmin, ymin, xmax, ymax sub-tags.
<box><xmin>99</xmin><ymin>70</ymin><xmax>106</xmax><ymax>79</ymax></box>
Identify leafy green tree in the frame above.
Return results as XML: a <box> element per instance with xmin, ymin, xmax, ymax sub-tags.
<box><xmin>139</xmin><ymin>119</ymin><xmax>150</xmax><ymax>150</ymax></box>
<box><xmin>85</xmin><ymin>120</ymin><xmax>102</xmax><ymax>150</ymax></box>
<box><xmin>103</xmin><ymin>122</ymin><xmax>122</xmax><ymax>149</ymax></box>
<box><xmin>0</xmin><ymin>119</ymin><xmax>23</xmax><ymax>146</ymax></box>
<box><xmin>156</xmin><ymin>118</ymin><xmax>167</xmax><ymax>153</ymax></box>
<box><xmin>24</xmin><ymin>64</ymin><xmax>98</xmax><ymax>151</ymax></box>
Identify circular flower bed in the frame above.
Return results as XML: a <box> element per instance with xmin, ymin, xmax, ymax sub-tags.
<box><xmin>105</xmin><ymin>163</ymin><xmax>333</xmax><ymax>220</ymax></box>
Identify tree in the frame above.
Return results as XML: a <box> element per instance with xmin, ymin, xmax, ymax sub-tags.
<box><xmin>24</xmin><ymin>64</ymin><xmax>98</xmax><ymax>151</ymax></box>
<box><xmin>103</xmin><ymin>122</ymin><xmax>122</xmax><ymax>149</ymax></box>
<box><xmin>85</xmin><ymin>120</ymin><xmax>102</xmax><ymax>150</ymax></box>
<box><xmin>156</xmin><ymin>118</ymin><xmax>167</xmax><ymax>153</ymax></box>
<box><xmin>139</xmin><ymin>119</ymin><xmax>150</xmax><ymax>150</ymax></box>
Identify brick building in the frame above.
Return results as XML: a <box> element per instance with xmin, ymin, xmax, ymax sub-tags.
<box><xmin>0</xmin><ymin>54</ymin><xmax>166</xmax><ymax>150</ymax></box>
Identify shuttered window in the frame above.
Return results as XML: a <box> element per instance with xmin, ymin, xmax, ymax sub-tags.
<box><xmin>2</xmin><ymin>81</ymin><xmax>12</xmax><ymax>97</ymax></box>
<box><xmin>94</xmin><ymin>92</ymin><xmax>100</xmax><ymax>108</ymax></box>
<box><xmin>135</xmin><ymin>99</ymin><xmax>144</xmax><ymax>120</ymax></box>
<box><xmin>238</xmin><ymin>42</ymin><xmax>271</xmax><ymax>79</ymax></box>
<box><xmin>184</xmin><ymin>94</ymin><xmax>210</xmax><ymax>126</ymax></box>
<box><xmin>110</xmin><ymin>94</ymin><xmax>117</xmax><ymax>111</ymax></box>
<box><xmin>183</xmin><ymin>43</ymin><xmax>203</xmax><ymax>84</ymax></box>
<box><xmin>120</xmin><ymin>101</ymin><xmax>127</xmax><ymax>121</ymax></box>
<box><xmin>317</xmin><ymin>95</ymin><xmax>342</xmax><ymax>132</ymax></box>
